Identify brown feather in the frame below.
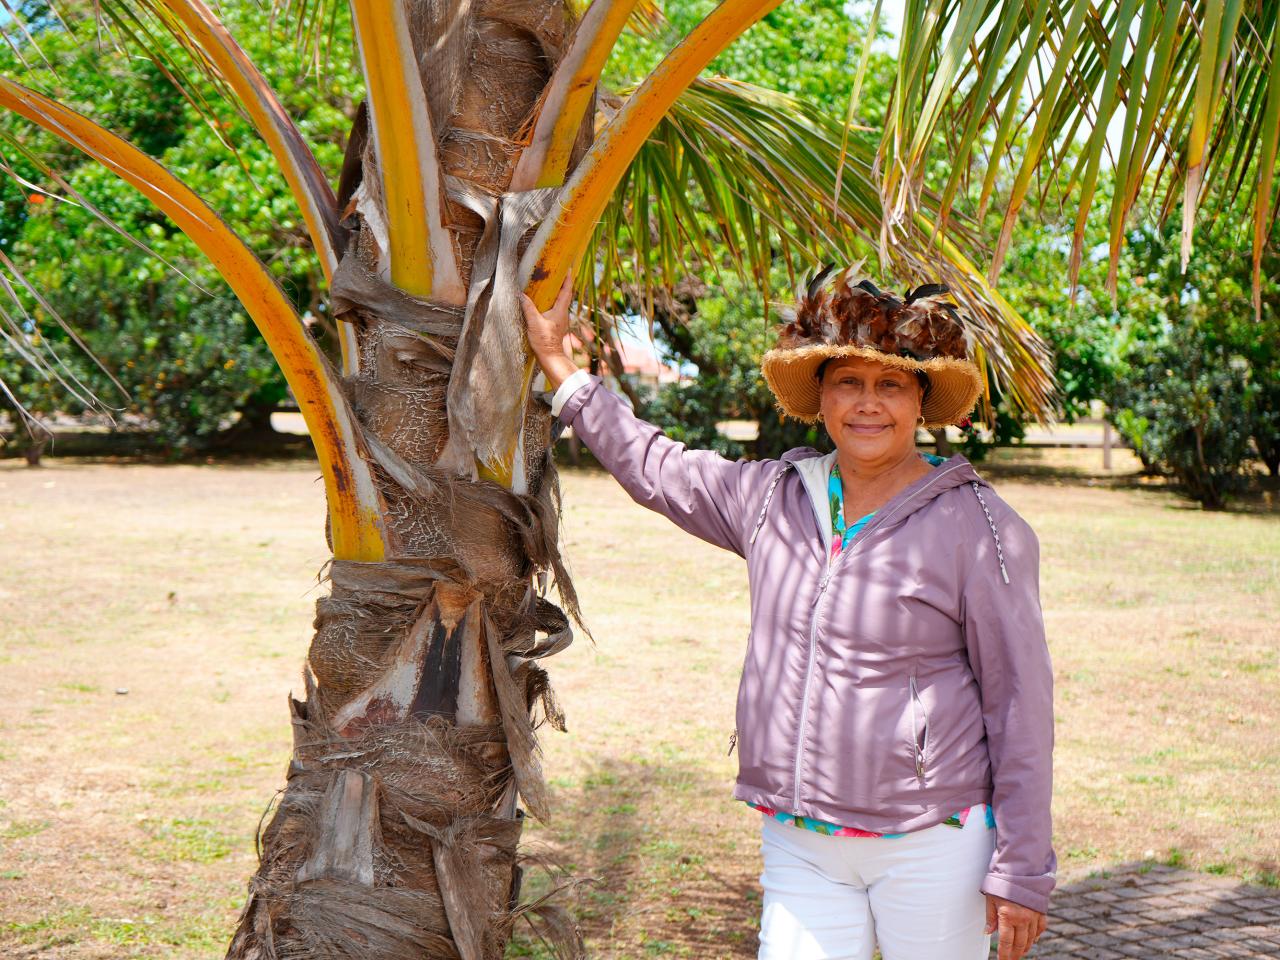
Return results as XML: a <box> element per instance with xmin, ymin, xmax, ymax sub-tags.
<box><xmin>774</xmin><ymin>270</ymin><xmax>972</xmax><ymax>361</ymax></box>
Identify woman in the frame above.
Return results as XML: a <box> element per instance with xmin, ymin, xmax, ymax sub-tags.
<box><xmin>522</xmin><ymin>268</ymin><xmax>1055</xmax><ymax>960</ymax></box>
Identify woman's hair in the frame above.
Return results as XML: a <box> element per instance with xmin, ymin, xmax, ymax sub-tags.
<box><xmin>816</xmin><ymin>358</ymin><xmax>931</xmax><ymax>404</ymax></box>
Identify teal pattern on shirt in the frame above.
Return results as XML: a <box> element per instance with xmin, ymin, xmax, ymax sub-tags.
<box><xmin>829</xmin><ymin>450</ymin><xmax>947</xmax><ymax>553</ymax></box>
<box><xmin>749</xmin><ymin>451</ymin><xmax>998</xmax><ymax>838</ymax></box>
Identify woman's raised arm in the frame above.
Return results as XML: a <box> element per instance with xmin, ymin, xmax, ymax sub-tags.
<box><xmin>522</xmin><ymin>282</ymin><xmax>777</xmax><ymax>557</ymax></box>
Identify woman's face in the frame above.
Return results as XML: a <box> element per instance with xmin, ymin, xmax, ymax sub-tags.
<box><xmin>818</xmin><ymin>356</ymin><xmax>923</xmax><ymax>464</ymax></box>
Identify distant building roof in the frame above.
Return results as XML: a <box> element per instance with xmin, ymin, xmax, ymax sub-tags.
<box><xmin>566</xmin><ymin>328</ymin><xmax>681</xmax><ymax>384</ymax></box>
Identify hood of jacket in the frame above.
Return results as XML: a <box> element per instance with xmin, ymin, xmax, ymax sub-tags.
<box><xmin>752</xmin><ymin>448</ymin><xmax>1009</xmax><ymax>583</ymax></box>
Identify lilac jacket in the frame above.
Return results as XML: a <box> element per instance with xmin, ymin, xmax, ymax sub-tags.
<box><xmin>555</xmin><ymin>373</ymin><xmax>1057</xmax><ymax>913</ymax></box>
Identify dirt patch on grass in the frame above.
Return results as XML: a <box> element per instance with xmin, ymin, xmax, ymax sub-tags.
<box><xmin>1</xmin><ymin>455</ymin><xmax>1276</xmax><ymax>958</ymax></box>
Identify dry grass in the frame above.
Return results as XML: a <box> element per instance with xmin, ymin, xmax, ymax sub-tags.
<box><xmin>0</xmin><ymin>449</ymin><xmax>1276</xmax><ymax>959</ymax></box>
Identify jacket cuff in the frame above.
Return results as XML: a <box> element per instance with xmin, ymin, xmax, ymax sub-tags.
<box><xmin>550</xmin><ymin>368</ymin><xmax>593</xmax><ymax>418</ymax></box>
<box><xmin>980</xmin><ymin>874</ymin><xmax>1052</xmax><ymax>915</ymax></box>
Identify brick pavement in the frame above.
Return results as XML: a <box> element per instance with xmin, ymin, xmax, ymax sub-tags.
<box><xmin>1031</xmin><ymin>864</ymin><xmax>1280</xmax><ymax>958</ymax></box>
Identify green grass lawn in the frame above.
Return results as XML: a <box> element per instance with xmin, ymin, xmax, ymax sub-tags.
<box><xmin>0</xmin><ymin>450</ymin><xmax>1276</xmax><ymax>958</ymax></box>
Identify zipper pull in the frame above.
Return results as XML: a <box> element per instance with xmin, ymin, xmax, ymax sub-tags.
<box><xmin>727</xmin><ymin>730</ymin><xmax>738</xmax><ymax>756</ymax></box>
<box><xmin>811</xmin><ymin>569</ymin><xmax>832</xmax><ymax>606</ymax></box>
<box><xmin>915</xmin><ymin>751</ymin><xmax>925</xmax><ymax>779</ymax></box>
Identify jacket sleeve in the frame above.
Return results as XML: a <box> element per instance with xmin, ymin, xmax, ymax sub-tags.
<box><xmin>555</xmin><ymin>373</ymin><xmax>767</xmax><ymax>557</ymax></box>
<box><xmin>960</xmin><ymin>491</ymin><xmax>1057</xmax><ymax>914</ymax></box>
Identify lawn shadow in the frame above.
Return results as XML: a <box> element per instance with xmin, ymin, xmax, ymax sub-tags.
<box><xmin>1031</xmin><ymin>860</ymin><xmax>1280</xmax><ymax>957</ymax></box>
<box><xmin>514</xmin><ymin>753</ymin><xmax>762</xmax><ymax>958</ymax></box>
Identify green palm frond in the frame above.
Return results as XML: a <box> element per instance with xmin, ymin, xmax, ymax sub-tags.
<box><xmin>585</xmin><ymin>76</ymin><xmax>1055</xmax><ymax>423</ymax></box>
<box><xmin>567</xmin><ymin>0</ymin><xmax>666</xmax><ymax>39</ymax></box>
<box><xmin>881</xmin><ymin>0</ymin><xmax>1280</xmax><ymax>307</ymax></box>
<box><xmin>21</xmin><ymin>1</ymin><xmax>342</xmax><ymax>140</ymax></box>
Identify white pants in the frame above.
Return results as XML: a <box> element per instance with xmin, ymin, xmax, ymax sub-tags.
<box><xmin>757</xmin><ymin>811</ymin><xmax>996</xmax><ymax>960</ymax></box>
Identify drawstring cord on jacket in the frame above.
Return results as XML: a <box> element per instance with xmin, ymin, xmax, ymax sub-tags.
<box><xmin>749</xmin><ymin>462</ymin><xmax>793</xmax><ymax>546</ymax></box>
<box><xmin>969</xmin><ymin>481</ymin><xmax>1010</xmax><ymax>584</ymax></box>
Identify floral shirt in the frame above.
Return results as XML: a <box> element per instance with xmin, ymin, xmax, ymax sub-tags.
<box><xmin>747</xmin><ymin>451</ymin><xmax>996</xmax><ymax>837</ymax></box>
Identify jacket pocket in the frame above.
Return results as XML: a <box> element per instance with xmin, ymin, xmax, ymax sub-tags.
<box><xmin>909</xmin><ymin>674</ymin><xmax>929</xmax><ymax>783</ymax></box>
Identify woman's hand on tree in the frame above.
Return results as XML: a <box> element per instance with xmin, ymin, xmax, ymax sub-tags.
<box><xmin>986</xmin><ymin>894</ymin><xmax>1047</xmax><ymax>960</ymax></box>
<box><xmin>520</xmin><ymin>275</ymin><xmax>578</xmax><ymax>389</ymax></box>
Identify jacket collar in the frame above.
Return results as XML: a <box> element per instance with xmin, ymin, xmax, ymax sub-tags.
<box><xmin>793</xmin><ymin>451</ymin><xmax>985</xmax><ymax>554</ymax></box>
<box><xmin>794</xmin><ymin>451</ymin><xmax>838</xmax><ymax>554</ymax></box>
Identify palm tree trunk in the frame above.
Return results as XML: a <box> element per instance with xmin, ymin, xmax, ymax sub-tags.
<box><xmin>227</xmin><ymin>3</ymin><xmax>589</xmax><ymax>956</ymax></box>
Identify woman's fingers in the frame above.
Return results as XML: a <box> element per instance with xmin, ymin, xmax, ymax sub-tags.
<box><xmin>996</xmin><ymin>909</ymin><xmax>1013</xmax><ymax>960</ymax></box>
<box><xmin>520</xmin><ymin>292</ymin><xmax>559</xmax><ymax>360</ymax></box>
<box><xmin>519</xmin><ymin>291</ymin><xmax>539</xmax><ymax>323</ymax></box>
<box><xmin>996</xmin><ymin>910</ymin><xmax>1022</xmax><ymax>960</ymax></box>
<box><xmin>989</xmin><ymin>898</ymin><xmax>1046</xmax><ymax>960</ymax></box>
<box><xmin>1010</xmin><ymin>917</ymin><xmax>1031</xmax><ymax>960</ymax></box>
<box><xmin>982</xmin><ymin>890</ymin><xmax>1048</xmax><ymax>958</ymax></box>
<box><xmin>553</xmin><ymin>272</ymin><xmax>574</xmax><ymax>314</ymax></box>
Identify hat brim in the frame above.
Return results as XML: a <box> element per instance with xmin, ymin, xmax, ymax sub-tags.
<box><xmin>761</xmin><ymin>344</ymin><xmax>983</xmax><ymax>428</ymax></box>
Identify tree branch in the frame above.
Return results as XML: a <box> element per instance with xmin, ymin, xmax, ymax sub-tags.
<box><xmin>0</xmin><ymin>76</ymin><xmax>391</xmax><ymax>560</ymax></box>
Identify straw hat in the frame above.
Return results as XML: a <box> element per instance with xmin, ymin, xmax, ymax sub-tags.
<box><xmin>760</xmin><ymin>267</ymin><xmax>984</xmax><ymax>429</ymax></box>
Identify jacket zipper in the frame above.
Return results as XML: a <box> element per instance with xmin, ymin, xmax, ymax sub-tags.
<box><xmin>790</xmin><ymin>461</ymin><xmax>967</xmax><ymax>811</ymax></box>
<box><xmin>792</xmin><ymin>558</ymin><xmax>832</xmax><ymax>809</ymax></box>
<box><xmin>909</xmin><ymin>674</ymin><xmax>928</xmax><ymax>781</ymax></box>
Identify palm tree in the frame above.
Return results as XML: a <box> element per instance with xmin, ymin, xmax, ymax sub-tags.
<box><xmin>4</xmin><ymin>0</ymin><xmax>1270</xmax><ymax>956</ymax></box>
<box><xmin>878</xmin><ymin>0</ymin><xmax>1280</xmax><ymax>315</ymax></box>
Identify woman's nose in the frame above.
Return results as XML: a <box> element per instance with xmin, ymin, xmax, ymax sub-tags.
<box><xmin>854</xmin><ymin>389</ymin><xmax>881</xmax><ymax>412</ymax></box>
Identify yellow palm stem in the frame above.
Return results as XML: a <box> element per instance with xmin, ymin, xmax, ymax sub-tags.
<box><xmin>509</xmin><ymin>0</ymin><xmax>642</xmax><ymax>191</ymax></box>
<box><xmin>521</xmin><ymin>0</ymin><xmax>785</xmax><ymax>310</ymax></box>
<box><xmin>0</xmin><ymin>77</ymin><xmax>390</xmax><ymax>560</ymax></box>
<box><xmin>349</xmin><ymin>0</ymin><xmax>464</xmax><ymax>304</ymax></box>
<box><xmin>152</xmin><ymin>0</ymin><xmax>361</xmax><ymax>376</ymax></box>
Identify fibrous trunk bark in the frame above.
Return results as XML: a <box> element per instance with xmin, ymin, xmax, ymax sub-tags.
<box><xmin>227</xmin><ymin>3</ymin><xmax>589</xmax><ymax>957</ymax></box>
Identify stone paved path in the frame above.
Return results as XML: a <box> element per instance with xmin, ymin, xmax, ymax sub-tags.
<box><xmin>1032</xmin><ymin>864</ymin><xmax>1280</xmax><ymax>958</ymax></box>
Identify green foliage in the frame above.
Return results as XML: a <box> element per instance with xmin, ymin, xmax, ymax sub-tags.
<box><xmin>635</xmin><ymin>270</ymin><xmax>830</xmax><ymax>459</ymax></box>
<box><xmin>1102</xmin><ymin>219</ymin><xmax>1280</xmax><ymax>506</ymax></box>
<box><xmin>997</xmin><ymin>209</ymin><xmax>1146</xmax><ymax>426</ymax></box>
<box><xmin>608</xmin><ymin>0</ymin><xmax>892</xmax><ymax>118</ymax></box>
<box><xmin>956</xmin><ymin>396</ymin><xmax>1025</xmax><ymax>462</ymax></box>
<box><xmin>0</xmin><ymin>2</ymin><xmax>361</xmax><ymax>456</ymax></box>
<box><xmin>1253</xmin><ymin>380</ymin><xmax>1280</xmax><ymax>478</ymax></box>
<box><xmin>1110</xmin><ymin>323</ymin><xmax>1256</xmax><ymax>509</ymax></box>
<box><xmin>638</xmin><ymin>375</ymin><xmax>744</xmax><ymax>459</ymax></box>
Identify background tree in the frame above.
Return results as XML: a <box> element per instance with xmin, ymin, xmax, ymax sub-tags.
<box><xmin>0</xmin><ymin>3</ymin><xmax>361</xmax><ymax>458</ymax></box>
<box><xmin>1106</xmin><ymin>217</ymin><xmax>1280</xmax><ymax>505</ymax></box>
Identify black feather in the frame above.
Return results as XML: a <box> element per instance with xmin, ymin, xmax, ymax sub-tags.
<box><xmin>904</xmin><ymin>283</ymin><xmax>950</xmax><ymax>303</ymax></box>
<box><xmin>806</xmin><ymin>264</ymin><xmax>836</xmax><ymax>301</ymax></box>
